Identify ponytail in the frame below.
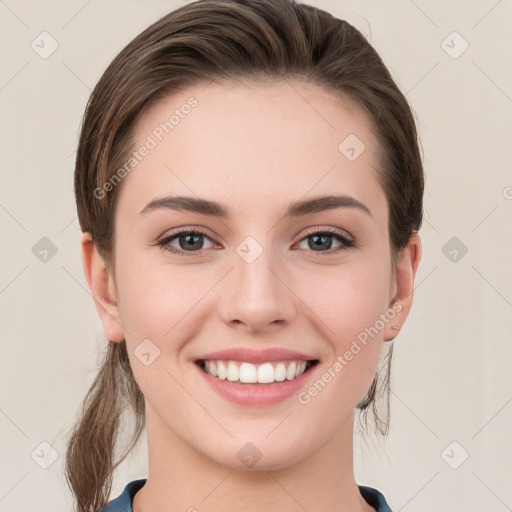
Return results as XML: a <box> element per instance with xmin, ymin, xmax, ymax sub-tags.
<box><xmin>64</xmin><ymin>341</ymin><xmax>145</xmax><ymax>512</ymax></box>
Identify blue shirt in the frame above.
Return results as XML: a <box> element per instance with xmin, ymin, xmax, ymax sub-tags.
<box><xmin>100</xmin><ymin>478</ymin><xmax>393</xmax><ymax>511</ymax></box>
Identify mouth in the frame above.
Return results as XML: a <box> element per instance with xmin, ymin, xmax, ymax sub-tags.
<box><xmin>195</xmin><ymin>358</ymin><xmax>320</xmax><ymax>384</ymax></box>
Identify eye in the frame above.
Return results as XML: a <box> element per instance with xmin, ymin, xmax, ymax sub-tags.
<box><xmin>156</xmin><ymin>226</ymin><xmax>355</xmax><ymax>257</ymax></box>
<box><xmin>157</xmin><ymin>228</ymin><xmax>217</xmax><ymax>255</ymax></box>
<box><xmin>295</xmin><ymin>227</ymin><xmax>355</xmax><ymax>254</ymax></box>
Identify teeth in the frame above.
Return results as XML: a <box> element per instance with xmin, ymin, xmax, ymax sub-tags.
<box><xmin>286</xmin><ymin>361</ymin><xmax>296</xmax><ymax>380</ymax></box>
<box><xmin>217</xmin><ymin>361</ymin><xmax>227</xmax><ymax>380</ymax></box>
<box><xmin>274</xmin><ymin>362</ymin><xmax>286</xmax><ymax>382</ymax></box>
<box><xmin>227</xmin><ymin>361</ymin><xmax>240</xmax><ymax>382</ymax></box>
<box><xmin>201</xmin><ymin>359</ymin><xmax>310</xmax><ymax>384</ymax></box>
<box><xmin>240</xmin><ymin>362</ymin><xmax>258</xmax><ymax>383</ymax></box>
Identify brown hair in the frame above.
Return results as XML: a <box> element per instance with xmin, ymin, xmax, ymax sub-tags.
<box><xmin>65</xmin><ymin>0</ymin><xmax>424</xmax><ymax>510</ymax></box>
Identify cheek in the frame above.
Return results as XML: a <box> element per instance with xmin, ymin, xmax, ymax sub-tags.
<box><xmin>297</xmin><ymin>257</ymin><xmax>391</xmax><ymax>342</ymax></box>
<box><xmin>114</xmin><ymin>236</ymin><xmax>391</xmax><ymax>372</ymax></box>
<box><xmin>113</xmin><ymin>251</ymin><xmax>216</xmax><ymax>360</ymax></box>
<box><xmin>116</xmin><ymin>270</ymin><xmax>166</xmax><ymax>339</ymax></box>
<box><xmin>112</xmin><ymin>260</ymin><xmax>198</xmax><ymax>398</ymax></box>
<box><xmin>115</xmin><ymin>246</ymin><xmax>391</xmax><ymax>348</ymax></box>
<box><xmin>296</xmin><ymin>259</ymin><xmax>390</xmax><ymax>400</ymax></box>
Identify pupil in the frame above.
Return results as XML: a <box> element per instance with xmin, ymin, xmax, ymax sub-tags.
<box><xmin>181</xmin><ymin>234</ymin><xmax>202</xmax><ymax>250</ymax></box>
<box><xmin>309</xmin><ymin>234</ymin><xmax>332</xmax><ymax>251</ymax></box>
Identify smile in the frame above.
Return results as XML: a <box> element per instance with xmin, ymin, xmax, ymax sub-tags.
<box><xmin>196</xmin><ymin>359</ymin><xmax>319</xmax><ymax>384</ymax></box>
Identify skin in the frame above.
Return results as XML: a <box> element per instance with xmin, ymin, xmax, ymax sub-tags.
<box><xmin>82</xmin><ymin>80</ymin><xmax>421</xmax><ymax>512</ymax></box>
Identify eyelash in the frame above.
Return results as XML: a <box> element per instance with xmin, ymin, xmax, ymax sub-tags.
<box><xmin>156</xmin><ymin>226</ymin><xmax>356</xmax><ymax>257</ymax></box>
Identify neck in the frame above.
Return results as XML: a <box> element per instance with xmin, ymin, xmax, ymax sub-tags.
<box><xmin>133</xmin><ymin>405</ymin><xmax>374</xmax><ymax>512</ymax></box>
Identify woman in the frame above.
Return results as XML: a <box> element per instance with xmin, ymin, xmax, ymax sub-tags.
<box><xmin>65</xmin><ymin>1</ymin><xmax>423</xmax><ymax>511</ymax></box>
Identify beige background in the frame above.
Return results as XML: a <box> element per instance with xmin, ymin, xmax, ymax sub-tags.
<box><xmin>1</xmin><ymin>0</ymin><xmax>511</xmax><ymax>510</ymax></box>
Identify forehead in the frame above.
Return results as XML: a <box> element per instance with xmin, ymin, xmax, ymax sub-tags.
<box><xmin>118</xmin><ymin>80</ymin><xmax>386</xmax><ymax>224</ymax></box>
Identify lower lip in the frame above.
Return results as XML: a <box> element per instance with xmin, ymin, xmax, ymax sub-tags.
<box><xmin>195</xmin><ymin>362</ymin><xmax>318</xmax><ymax>405</ymax></box>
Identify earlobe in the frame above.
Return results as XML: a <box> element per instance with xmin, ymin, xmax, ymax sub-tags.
<box><xmin>384</xmin><ymin>232</ymin><xmax>422</xmax><ymax>342</ymax></box>
<box><xmin>81</xmin><ymin>232</ymin><xmax>125</xmax><ymax>342</ymax></box>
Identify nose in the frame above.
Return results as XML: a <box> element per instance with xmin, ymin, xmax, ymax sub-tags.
<box><xmin>217</xmin><ymin>243</ymin><xmax>296</xmax><ymax>333</ymax></box>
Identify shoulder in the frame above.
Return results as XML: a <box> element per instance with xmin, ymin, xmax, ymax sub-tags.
<box><xmin>99</xmin><ymin>479</ymin><xmax>391</xmax><ymax>512</ymax></box>
<box><xmin>358</xmin><ymin>485</ymin><xmax>394</xmax><ymax>512</ymax></box>
<box><xmin>99</xmin><ymin>479</ymin><xmax>147</xmax><ymax>512</ymax></box>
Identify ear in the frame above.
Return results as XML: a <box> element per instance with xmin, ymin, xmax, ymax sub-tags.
<box><xmin>384</xmin><ymin>232</ymin><xmax>422</xmax><ymax>341</ymax></box>
<box><xmin>81</xmin><ymin>232</ymin><xmax>125</xmax><ymax>342</ymax></box>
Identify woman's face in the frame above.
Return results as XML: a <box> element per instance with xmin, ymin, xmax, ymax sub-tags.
<box><xmin>93</xmin><ymin>80</ymin><xmax>420</xmax><ymax>470</ymax></box>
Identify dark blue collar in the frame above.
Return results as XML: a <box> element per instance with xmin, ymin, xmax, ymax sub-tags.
<box><xmin>101</xmin><ymin>478</ymin><xmax>393</xmax><ymax>511</ymax></box>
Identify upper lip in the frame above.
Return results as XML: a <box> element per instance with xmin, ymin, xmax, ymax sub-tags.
<box><xmin>196</xmin><ymin>347</ymin><xmax>318</xmax><ymax>364</ymax></box>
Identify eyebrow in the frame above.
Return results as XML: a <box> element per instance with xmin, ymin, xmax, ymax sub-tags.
<box><xmin>140</xmin><ymin>194</ymin><xmax>372</xmax><ymax>219</ymax></box>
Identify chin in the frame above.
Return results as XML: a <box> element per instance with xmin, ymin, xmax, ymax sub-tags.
<box><xmin>202</xmin><ymin>436</ymin><xmax>311</xmax><ymax>473</ymax></box>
